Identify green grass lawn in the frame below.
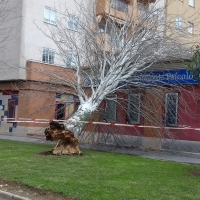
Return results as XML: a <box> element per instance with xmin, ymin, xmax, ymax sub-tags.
<box><xmin>0</xmin><ymin>139</ymin><xmax>200</xmax><ymax>200</ymax></box>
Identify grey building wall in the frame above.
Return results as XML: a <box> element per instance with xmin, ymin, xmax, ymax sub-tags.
<box><xmin>0</xmin><ymin>0</ymin><xmax>23</xmax><ymax>80</ymax></box>
<box><xmin>0</xmin><ymin>0</ymin><xmax>92</xmax><ymax>81</ymax></box>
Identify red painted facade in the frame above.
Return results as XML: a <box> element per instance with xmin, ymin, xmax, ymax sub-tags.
<box><xmin>95</xmin><ymin>85</ymin><xmax>200</xmax><ymax>142</ymax></box>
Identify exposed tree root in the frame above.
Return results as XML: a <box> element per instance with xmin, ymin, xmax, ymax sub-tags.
<box><xmin>44</xmin><ymin>121</ymin><xmax>82</xmax><ymax>155</ymax></box>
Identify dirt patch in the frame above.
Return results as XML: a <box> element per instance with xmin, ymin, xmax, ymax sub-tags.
<box><xmin>38</xmin><ymin>150</ymin><xmax>54</xmax><ymax>156</ymax></box>
<box><xmin>38</xmin><ymin>151</ymin><xmax>84</xmax><ymax>156</ymax></box>
<box><xmin>189</xmin><ymin>169</ymin><xmax>200</xmax><ymax>177</ymax></box>
<box><xmin>0</xmin><ymin>179</ymin><xmax>75</xmax><ymax>200</ymax></box>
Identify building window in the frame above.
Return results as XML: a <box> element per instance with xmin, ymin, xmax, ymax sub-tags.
<box><xmin>176</xmin><ymin>17</ymin><xmax>183</xmax><ymax>29</ymax></box>
<box><xmin>188</xmin><ymin>22</ymin><xmax>194</xmax><ymax>33</ymax></box>
<box><xmin>189</xmin><ymin>0</ymin><xmax>194</xmax><ymax>7</ymax></box>
<box><xmin>44</xmin><ymin>7</ymin><xmax>57</xmax><ymax>25</ymax></box>
<box><xmin>111</xmin><ymin>0</ymin><xmax>128</xmax><ymax>12</ymax></box>
<box><xmin>55</xmin><ymin>103</ymin><xmax>65</xmax><ymax>120</ymax></box>
<box><xmin>56</xmin><ymin>93</ymin><xmax>61</xmax><ymax>99</ymax></box>
<box><xmin>67</xmin><ymin>15</ymin><xmax>79</xmax><ymax>31</ymax></box>
<box><xmin>127</xmin><ymin>94</ymin><xmax>141</xmax><ymax>124</ymax></box>
<box><xmin>8</xmin><ymin>99</ymin><xmax>15</xmax><ymax>119</ymax></box>
<box><xmin>66</xmin><ymin>53</ymin><xmax>78</xmax><ymax>68</ymax></box>
<box><xmin>42</xmin><ymin>48</ymin><xmax>55</xmax><ymax>64</ymax></box>
<box><xmin>98</xmin><ymin>27</ymin><xmax>105</xmax><ymax>33</ymax></box>
<box><xmin>105</xmin><ymin>94</ymin><xmax>117</xmax><ymax>122</ymax></box>
<box><xmin>74</xmin><ymin>100</ymin><xmax>80</xmax><ymax>111</ymax></box>
<box><xmin>165</xmin><ymin>93</ymin><xmax>178</xmax><ymax>126</ymax></box>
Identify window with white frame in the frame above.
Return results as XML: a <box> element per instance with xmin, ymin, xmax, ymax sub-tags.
<box><xmin>176</xmin><ymin>17</ymin><xmax>183</xmax><ymax>29</ymax></box>
<box><xmin>105</xmin><ymin>94</ymin><xmax>117</xmax><ymax>122</ymax></box>
<box><xmin>66</xmin><ymin>53</ymin><xmax>78</xmax><ymax>68</ymax></box>
<box><xmin>127</xmin><ymin>94</ymin><xmax>141</xmax><ymax>124</ymax></box>
<box><xmin>67</xmin><ymin>15</ymin><xmax>79</xmax><ymax>31</ymax></box>
<box><xmin>188</xmin><ymin>22</ymin><xmax>194</xmax><ymax>33</ymax></box>
<box><xmin>165</xmin><ymin>93</ymin><xmax>178</xmax><ymax>126</ymax></box>
<box><xmin>111</xmin><ymin>0</ymin><xmax>128</xmax><ymax>12</ymax></box>
<box><xmin>44</xmin><ymin>7</ymin><xmax>57</xmax><ymax>25</ymax></box>
<box><xmin>42</xmin><ymin>48</ymin><xmax>55</xmax><ymax>64</ymax></box>
<box><xmin>189</xmin><ymin>0</ymin><xmax>194</xmax><ymax>7</ymax></box>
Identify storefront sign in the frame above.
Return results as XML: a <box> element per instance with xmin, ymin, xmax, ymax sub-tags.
<box><xmin>131</xmin><ymin>69</ymin><xmax>198</xmax><ymax>85</ymax></box>
<box><xmin>83</xmin><ymin>70</ymin><xmax>198</xmax><ymax>87</ymax></box>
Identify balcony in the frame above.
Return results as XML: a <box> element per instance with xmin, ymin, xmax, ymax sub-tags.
<box><xmin>96</xmin><ymin>0</ymin><xmax>156</xmax><ymax>24</ymax></box>
<box><xmin>95</xmin><ymin>0</ymin><xmax>157</xmax><ymax>52</ymax></box>
<box><xmin>96</xmin><ymin>0</ymin><xmax>133</xmax><ymax>21</ymax></box>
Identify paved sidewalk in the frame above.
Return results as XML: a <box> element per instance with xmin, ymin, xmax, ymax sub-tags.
<box><xmin>0</xmin><ymin>190</ymin><xmax>31</xmax><ymax>200</ymax></box>
<box><xmin>120</xmin><ymin>147</ymin><xmax>200</xmax><ymax>165</ymax></box>
<box><xmin>1</xmin><ymin>134</ymin><xmax>200</xmax><ymax>165</ymax></box>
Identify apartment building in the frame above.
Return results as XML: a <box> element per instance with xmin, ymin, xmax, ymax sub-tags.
<box><xmin>0</xmin><ymin>0</ymin><xmax>92</xmax><ymax>135</ymax></box>
<box><xmin>166</xmin><ymin>0</ymin><xmax>198</xmax><ymax>34</ymax></box>
<box><xmin>0</xmin><ymin>0</ymin><xmax>94</xmax><ymax>80</ymax></box>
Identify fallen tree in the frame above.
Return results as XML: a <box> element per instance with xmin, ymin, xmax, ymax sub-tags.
<box><xmin>35</xmin><ymin>0</ymin><xmax>200</xmax><ymax>154</ymax></box>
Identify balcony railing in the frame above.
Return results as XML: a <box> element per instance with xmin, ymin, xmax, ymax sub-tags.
<box><xmin>96</xmin><ymin>0</ymin><xmax>156</xmax><ymax>23</ymax></box>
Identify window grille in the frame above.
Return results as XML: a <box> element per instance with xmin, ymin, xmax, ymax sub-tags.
<box><xmin>105</xmin><ymin>94</ymin><xmax>117</xmax><ymax>122</ymax></box>
<box><xmin>165</xmin><ymin>93</ymin><xmax>178</xmax><ymax>126</ymax></box>
<box><xmin>127</xmin><ymin>94</ymin><xmax>141</xmax><ymax>124</ymax></box>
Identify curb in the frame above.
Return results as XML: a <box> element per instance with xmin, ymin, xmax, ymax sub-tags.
<box><xmin>0</xmin><ymin>190</ymin><xmax>31</xmax><ymax>200</ymax></box>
